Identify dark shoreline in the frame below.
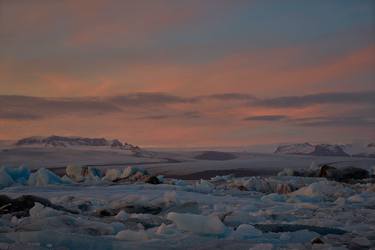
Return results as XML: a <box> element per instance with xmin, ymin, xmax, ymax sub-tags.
<box><xmin>164</xmin><ymin>168</ymin><xmax>279</xmax><ymax>180</ymax></box>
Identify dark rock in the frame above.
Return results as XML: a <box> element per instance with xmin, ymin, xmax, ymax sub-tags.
<box><xmin>311</xmin><ymin>237</ymin><xmax>324</xmax><ymax>244</ymax></box>
<box><xmin>122</xmin><ymin>205</ymin><xmax>162</xmax><ymax>215</ymax></box>
<box><xmin>319</xmin><ymin>165</ymin><xmax>338</xmax><ymax>178</ymax></box>
<box><xmin>340</xmin><ymin>167</ymin><xmax>369</xmax><ymax>180</ymax></box>
<box><xmin>238</xmin><ymin>185</ymin><xmax>249</xmax><ymax>191</ymax></box>
<box><xmin>96</xmin><ymin>208</ymin><xmax>116</xmax><ymax>217</ymax></box>
<box><xmin>318</xmin><ymin>165</ymin><xmax>369</xmax><ymax>182</ymax></box>
<box><xmin>0</xmin><ymin>195</ymin><xmax>77</xmax><ymax>217</ymax></box>
<box><xmin>78</xmin><ymin>202</ymin><xmax>91</xmax><ymax>212</ymax></box>
<box><xmin>145</xmin><ymin>176</ymin><xmax>162</xmax><ymax>185</ymax></box>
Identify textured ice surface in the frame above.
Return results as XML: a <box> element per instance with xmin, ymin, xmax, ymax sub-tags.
<box><xmin>167</xmin><ymin>212</ymin><xmax>227</xmax><ymax>236</ymax></box>
<box><xmin>1</xmin><ymin>152</ymin><xmax>375</xmax><ymax>249</ymax></box>
<box><xmin>27</xmin><ymin>168</ymin><xmax>65</xmax><ymax>186</ymax></box>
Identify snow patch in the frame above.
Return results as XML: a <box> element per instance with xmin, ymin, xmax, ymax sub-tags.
<box><xmin>115</xmin><ymin>230</ymin><xmax>149</xmax><ymax>241</ymax></box>
<box><xmin>167</xmin><ymin>212</ymin><xmax>227</xmax><ymax>236</ymax></box>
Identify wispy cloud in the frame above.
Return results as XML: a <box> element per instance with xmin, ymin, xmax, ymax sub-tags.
<box><xmin>0</xmin><ymin>93</ymin><xmax>197</xmax><ymax>121</ymax></box>
<box><xmin>253</xmin><ymin>91</ymin><xmax>375</xmax><ymax>108</ymax></box>
<box><xmin>205</xmin><ymin>93</ymin><xmax>256</xmax><ymax>101</ymax></box>
<box><xmin>243</xmin><ymin>114</ymin><xmax>375</xmax><ymax>127</ymax></box>
<box><xmin>138</xmin><ymin>111</ymin><xmax>201</xmax><ymax>120</ymax></box>
<box><xmin>243</xmin><ymin>115</ymin><xmax>288</xmax><ymax>121</ymax></box>
<box><xmin>0</xmin><ymin>95</ymin><xmax>121</xmax><ymax>120</ymax></box>
<box><xmin>0</xmin><ymin>112</ymin><xmax>42</xmax><ymax>121</ymax></box>
<box><xmin>293</xmin><ymin>116</ymin><xmax>375</xmax><ymax>127</ymax></box>
<box><xmin>109</xmin><ymin>93</ymin><xmax>196</xmax><ymax>106</ymax></box>
<box><xmin>2</xmin><ymin>91</ymin><xmax>374</xmax><ymax>121</ymax></box>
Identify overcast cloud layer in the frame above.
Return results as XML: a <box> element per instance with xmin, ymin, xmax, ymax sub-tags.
<box><xmin>1</xmin><ymin>0</ymin><xmax>374</xmax><ymax>146</ymax></box>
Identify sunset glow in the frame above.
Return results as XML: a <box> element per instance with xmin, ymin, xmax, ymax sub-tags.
<box><xmin>1</xmin><ymin>0</ymin><xmax>374</xmax><ymax>147</ymax></box>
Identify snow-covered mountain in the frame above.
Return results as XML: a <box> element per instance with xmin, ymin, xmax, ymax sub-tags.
<box><xmin>274</xmin><ymin>143</ymin><xmax>315</xmax><ymax>155</ymax></box>
<box><xmin>275</xmin><ymin>143</ymin><xmax>349</xmax><ymax>157</ymax></box>
<box><xmin>342</xmin><ymin>143</ymin><xmax>375</xmax><ymax>158</ymax></box>
<box><xmin>275</xmin><ymin>142</ymin><xmax>375</xmax><ymax>157</ymax></box>
<box><xmin>15</xmin><ymin>135</ymin><xmax>140</xmax><ymax>151</ymax></box>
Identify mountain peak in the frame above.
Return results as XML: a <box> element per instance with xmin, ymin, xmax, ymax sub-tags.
<box><xmin>15</xmin><ymin>135</ymin><xmax>140</xmax><ymax>151</ymax></box>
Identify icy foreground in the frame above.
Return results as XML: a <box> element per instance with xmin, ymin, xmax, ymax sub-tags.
<box><xmin>0</xmin><ymin>165</ymin><xmax>375</xmax><ymax>249</ymax></box>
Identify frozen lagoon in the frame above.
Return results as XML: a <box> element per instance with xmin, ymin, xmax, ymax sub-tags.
<box><xmin>0</xmin><ymin>148</ymin><xmax>375</xmax><ymax>249</ymax></box>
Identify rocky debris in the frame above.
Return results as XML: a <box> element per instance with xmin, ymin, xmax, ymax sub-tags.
<box><xmin>110</xmin><ymin>139</ymin><xmax>141</xmax><ymax>151</ymax></box>
<box><xmin>0</xmin><ymin>195</ymin><xmax>77</xmax><ymax>217</ymax></box>
<box><xmin>110</xmin><ymin>139</ymin><xmax>123</xmax><ymax>148</ymax></box>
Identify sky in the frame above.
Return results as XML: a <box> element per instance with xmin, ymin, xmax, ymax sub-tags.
<box><xmin>0</xmin><ymin>0</ymin><xmax>374</xmax><ymax>147</ymax></box>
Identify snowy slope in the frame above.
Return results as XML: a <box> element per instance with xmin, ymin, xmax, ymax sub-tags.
<box><xmin>15</xmin><ymin>135</ymin><xmax>140</xmax><ymax>151</ymax></box>
<box><xmin>274</xmin><ymin>143</ymin><xmax>315</xmax><ymax>155</ymax></box>
<box><xmin>343</xmin><ymin>143</ymin><xmax>375</xmax><ymax>157</ymax></box>
<box><xmin>275</xmin><ymin>143</ymin><xmax>350</xmax><ymax>157</ymax></box>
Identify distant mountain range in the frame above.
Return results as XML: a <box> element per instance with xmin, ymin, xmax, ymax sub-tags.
<box><xmin>15</xmin><ymin>135</ymin><xmax>140</xmax><ymax>151</ymax></box>
<box><xmin>274</xmin><ymin>143</ymin><xmax>375</xmax><ymax>158</ymax></box>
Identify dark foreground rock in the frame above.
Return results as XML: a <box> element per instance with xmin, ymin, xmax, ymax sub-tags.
<box><xmin>254</xmin><ymin>224</ymin><xmax>347</xmax><ymax>235</ymax></box>
<box><xmin>279</xmin><ymin>165</ymin><xmax>371</xmax><ymax>183</ymax></box>
<box><xmin>145</xmin><ymin>176</ymin><xmax>162</xmax><ymax>184</ymax></box>
<box><xmin>0</xmin><ymin>195</ymin><xmax>78</xmax><ymax>217</ymax></box>
<box><xmin>319</xmin><ymin>165</ymin><xmax>370</xmax><ymax>182</ymax></box>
